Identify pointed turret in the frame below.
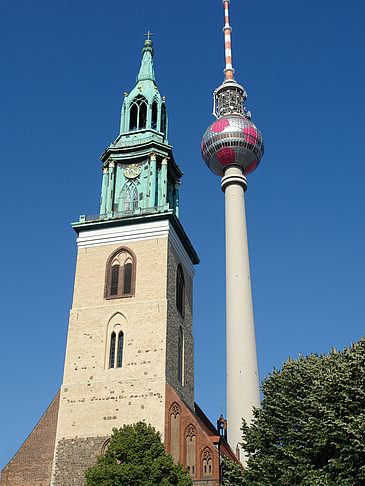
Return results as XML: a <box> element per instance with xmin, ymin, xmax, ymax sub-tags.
<box><xmin>119</xmin><ymin>37</ymin><xmax>167</xmax><ymax>140</ymax></box>
<box><xmin>136</xmin><ymin>38</ymin><xmax>156</xmax><ymax>84</ymax></box>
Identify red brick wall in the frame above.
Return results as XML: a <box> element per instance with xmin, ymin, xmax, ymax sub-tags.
<box><xmin>165</xmin><ymin>384</ymin><xmax>237</xmax><ymax>485</ymax></box>
<box><xmin>0</xmin><ymin>392</ymin><xmax>60</xmax><ymax>486</ymax></box>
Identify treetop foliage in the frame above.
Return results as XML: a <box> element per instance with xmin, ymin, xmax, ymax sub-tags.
<box><xmin>84</xmin><ymin>421</ymin><xmax>193</xmax><ymax>486</ymax></box>
<box><xmin>220</xmin><ymin>456</ymin><xmax>246</xmax><ymax>486</ymax></box>
<box><xmin>241</xmin><ymin>338</ymin><xmax>365</xmax><ymax>486</ymax></box>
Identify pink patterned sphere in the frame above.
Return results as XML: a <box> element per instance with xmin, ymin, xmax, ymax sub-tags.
<box><xmin>201</xmin><ymin>115</ymin><xmax>264</xmax><ymax>176</ymax></box>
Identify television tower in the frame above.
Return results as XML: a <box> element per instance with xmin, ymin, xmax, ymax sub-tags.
<box><xmin>201</xmin><ymin>0</ymin><xmax>264</xmax><ymax>460</ymax></box>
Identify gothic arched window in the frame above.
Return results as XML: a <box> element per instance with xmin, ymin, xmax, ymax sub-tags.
<box><xmin>202</xmin><ymin>448</ymin><xmax>213</xmax><ymax>477</ymax></box>
<box><xmin>105</xmin><ymin>248</ymin><xmax>136</xmax><ymax>299</ymax></box>
<box><xmin>176</xmin><ymin>264</ymin><xmax>185</xmax><ymax>317</ymax></box>
<box><xmin>101</xmin><ymin>438</ymin><xmax>111</xmax><ymax>454</ymax></box>
<box><xmin>177</xmin><ymin>326</ymin><xmax>184</xmax><ymax>384</ymax></box>
<box><xmin>185</xmin><ymin>426</ymin><xmax>196</xmax><ymax>478</ymax></box>
<box><xmin>117</xmin><ymin>331</ymin><xmax>124</xmax><ymax>368</ymax></box>
<box><xmin>161</xmin><ymin>104</ymin><xmax>167</xmax><ymax>136</ymax></box>
<box><xmin>108</xmin><ymin>331</ymin><xmax>124</xmax><ymax>369</ymax></box>
<box><xmin>169</xmin><ymin>403</ymin><xmax>181</xmax><ymax>463</ymax></box>
<box><xmin>129</xmin><ymin>95</ymin><xmax>147</xmax><ymax>131</ymax></box>
<box><xmin>109</xmin><ymin>332</ymin><xmax>116</xmax><ymax>368</ymax></box>
<box><xmin>122</xmin><ymin>182</ymin><xmax>138</xmax><ymax>212</ymax></box>
<box><xmin>129</xmin><ymin>103</ymin><xmax>138</xmax><ymax>130</ymax></box>
<box><xmin>139</xmin><ymin>101</ymin><xmax>147</xmax><ymax>129</ymax></box>
<box><xmin>152</xmin><ymin>100</ymin><xmax>158</xmax><ymax>129</ymax></box>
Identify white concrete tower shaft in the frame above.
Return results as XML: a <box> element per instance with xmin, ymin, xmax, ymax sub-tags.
<box><xmin>221</xmin><ymin>165</ymin><xmax>260</xmax><ymax>460</ymax></box>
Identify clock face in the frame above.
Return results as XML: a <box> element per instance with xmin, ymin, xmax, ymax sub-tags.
<box><xmin>124</xmin><ymin>164</ymin><xmax>142</xmax><ymax>179</ymax></box>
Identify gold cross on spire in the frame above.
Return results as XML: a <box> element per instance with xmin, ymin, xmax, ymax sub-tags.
<box><xmin>144</xmin><ymin>29</ymin><xmax>155</xmax><ymax>40</ymax></box>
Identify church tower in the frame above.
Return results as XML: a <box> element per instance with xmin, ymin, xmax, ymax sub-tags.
<box><xmin>50</xmin><ymin>36</ymin><xmax>199</xmax><ymax>485</ymax></box>
<box><xmin>1</xmin><ymin>35</ymin><xmax>238</xmax><ymax>486</ymax></box>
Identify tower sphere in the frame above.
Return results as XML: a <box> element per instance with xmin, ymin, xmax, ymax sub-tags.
<box><xmin>201</xmin><ymin>0</ymin><xmax>264</xmax><ymax>178</ymax></box>
<box><xmin>202</xmin><ymin>112</ymin><xmax>264</xmax><ymax>177</ymax></box>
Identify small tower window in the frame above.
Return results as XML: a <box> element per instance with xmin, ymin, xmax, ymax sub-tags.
<box><xmin>124</xmin><ymin>263</ymin><xmax>132</xmax><ymax>294</ymax></box>
<box><xmin>129</xmin><ymin>95</ymin><xmax>147</xmax><ymax>131</ymax></box>
<box><xmin>152</xmin><ymin>100</ymin><xmax>158</xmax><ymax>129</ymax></box>
<box><xmin>109</xmin><ymin>332</ymin><xmax>116</xmax><ymax>368</ymax></box>
<box><xmin>185</xmin><ymin>426</ymin><xmax>196</xmax><ymax>478</ymax></box>
<box><xmin>108</xmin><ymin>331</ymin><xmax>124</xmax><ymax>369</ymax></box>
<box><xmin>117</xmin><ymin>332</ymin><xmax>124</xmax><ymax>368</ymax></box>
<box><xmin>202</xmin><ymin>449</ymin><xmax>213</xmax><ymax>478</ymax></box>
<box><xmin>129</xmin><ymin>103</ymin><xmax>138</xmax><ymax>130</ymax></box>
<box><xmin>110</xmin><ymin>264</ymin><xmax>120</xmax><ymax>296</ymax></box>
<box><xmin>176</xmin><ymin>264</ymin><xmax>185</xmax><ymax>317</ymax></box>
<box><xmin>105</xmin><ymin>248</ymin><xmax>136</xmax><ymax>299</ymax></box>
<box><xmin>177</xmin><ymin>326</ymin><xmax>184</xmax><ymax>384</ymax></box>
<box><xmin>161</xmin><ymin>104</ymin><xmax>167</xmax><ymax>136</ymax></box>
<box><xmin>105</xmin><ymin>313</ymin><xmax>127</xmax><ymax>370</ymax></box>
<box><xmin>169</xmin><ymin>403</ymin><xmax>181</xmax><ymax>463</ymax></box>
<box><xmin>122</xmin><ymin>182</ymin><xmax>138</xmax><ymax>211</ymax></box>
<box><xmin>139</xmin><ymin>101</ymin><xmax>147</xmax><ymax>129</ymax></box>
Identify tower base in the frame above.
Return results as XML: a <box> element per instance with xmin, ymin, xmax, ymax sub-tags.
<box><xmin>1</xmin><ymin>387</ymin><xmax>238</xmax><ymax>486</ymax></box>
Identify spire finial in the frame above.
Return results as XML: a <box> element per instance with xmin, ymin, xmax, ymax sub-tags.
<box><xmin>222</xmin><ymin>0</ymin><xmax>235</xmax><ymax>81</ymax></box>
<box><xmin>137</xmin><ymin>30</ymin><xmax>156</xmax><ymax>84</ymax></box>
<box><xmin>144</xmin><ymin>29</ymin><xmax>155</xmax><ymax>41</ymax></box>
<box><xmin>144</xmin><ymin>29</ymin><xmax>155</xmax><ymax>47</ymax></box>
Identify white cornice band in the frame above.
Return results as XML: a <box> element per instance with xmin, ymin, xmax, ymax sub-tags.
<box><xmin>76</xmin><ymin>220</ymin><xmax>195</xmax><ymax>277</ymax></box>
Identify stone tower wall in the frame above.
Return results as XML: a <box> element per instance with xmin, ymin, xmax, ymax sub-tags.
<box><xmin>166</xmin><ymin>240</ymin><xmax>195</xmax><ymax>407</ymax></box>
<box><xmin>51</xmin><ymin>436</ymin><xmax>107</xmax><ymax>486</ymax></box>
<box><xmin>50</xmin><ymin>220</ymin><xmax>197</xmax><ymax>485</ymax></box>
<box><xmin>54</xmin><ymin>232</ymin><xmax>170</xmax><ymax>443</ymax></box>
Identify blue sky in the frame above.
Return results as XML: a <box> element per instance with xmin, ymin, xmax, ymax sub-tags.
<box><xmin>1</xmin><ymin>0</ymin><xmax>364</xmax><ymax>471</ymax></box>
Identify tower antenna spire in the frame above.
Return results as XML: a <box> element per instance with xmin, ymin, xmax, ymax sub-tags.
<box><xmin>222</xmin><ymin>0</ymin><xmax>235</xmax><ymax>81</ymax></box>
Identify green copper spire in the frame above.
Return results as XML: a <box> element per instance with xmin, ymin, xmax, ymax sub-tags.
<box><xmin>73</xmin><ymin>34</ymin><xmax>192</xmax><ymax>254</ymax></box>
<box><xmin>85</xmin><ymin>34</ymin><xmax>181</xmax><ymax>223</ymax></box>
<box><xmin>136</xmin><ymin>37</ymin><xmax>156</xmax><ymax>84</ymax></box>
<box><xmin>119</xmin><ymin>36</ymin><xmax>167</xmax><ymax>140</ymax></box>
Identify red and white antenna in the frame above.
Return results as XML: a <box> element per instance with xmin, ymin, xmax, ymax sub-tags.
<box><xmin>222</xmin><ymin>0</ymin><xmax>235</xmax><ymax>81</ymax></box>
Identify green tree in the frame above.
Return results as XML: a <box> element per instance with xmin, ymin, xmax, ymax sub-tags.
<box><xmin>220</xmin><ymin>456</ymin><xmax>246</xmax><ymax>486</ymax></box>
<box><xmin>241</xmin><ymin>338</ymin><xmax>365</xmax><ymax>486</ymax></box>
<box><xmin>84</xmin><ymin>421</ymin><xmax>193</xmax><ymax>486</ymax></box>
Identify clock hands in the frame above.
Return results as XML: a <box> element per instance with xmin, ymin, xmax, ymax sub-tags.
<box><xmin>124</xmin><ymin>165</ymin><xmax>141</xmax><ymax>179</ymax></box>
